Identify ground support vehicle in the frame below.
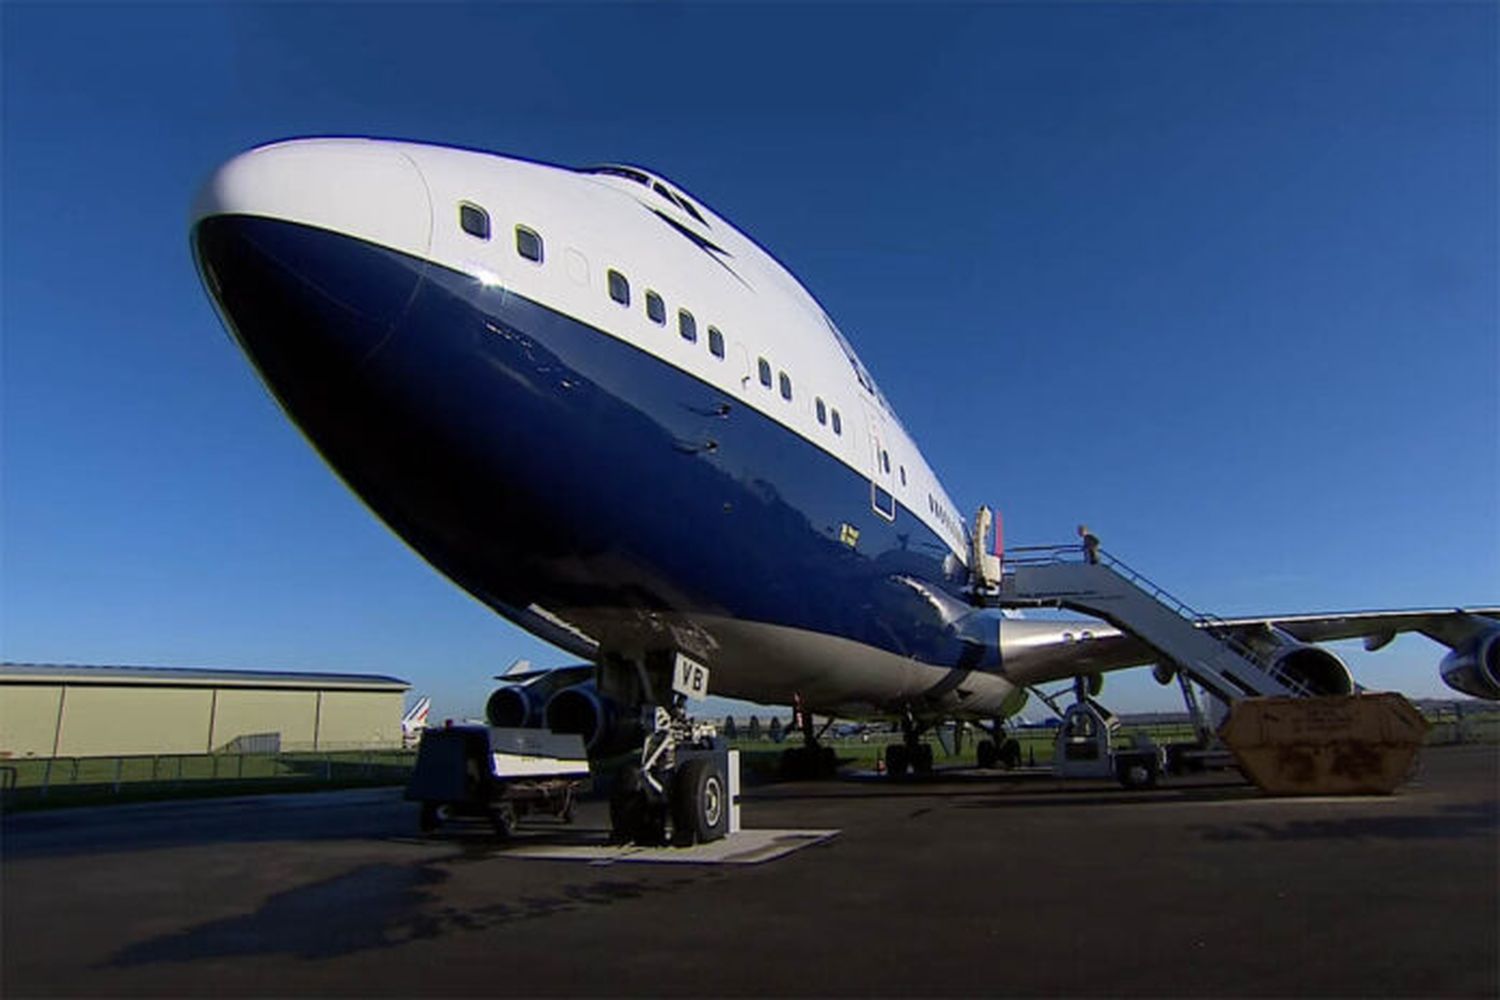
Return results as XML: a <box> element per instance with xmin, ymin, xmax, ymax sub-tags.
<box><xmin>406</xmin><ymin>725</ymin><xmax>589</xmax><ymax>836</ymax></box>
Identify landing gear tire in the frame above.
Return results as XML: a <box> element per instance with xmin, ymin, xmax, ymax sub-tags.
<box><xmin>820</xmin><ymin>745</ymin><xmax>837</xmax><ymax>776</ymax></box>
<box><xmin>976</xmin><ymin>739</ymin><xmax>998</xmax><ymax>769</ymax></box>
<box><xmin>489</xmin><ymin>801</ymin><xmax>517</xmax><ymax>839</ymax></box>
<box><xmin>610</xmin><ymin>764</ymin><xmax>667</xmax><ymax>846</ymax></box>
<box><xmin>885</xmin><ymin>743</ymin><xmax>909</xmax><ymax>778</ymax></box>
<box><xmin>780</xmin><ymin>744</ymin><xmax>840</xmax><ymax>780</ymax></box>
<box><xmin>999</xmin><ymin>738</ymin><xmax>1022</xmax><ymax>769</ymax></box>
<box><xmin>779</xmin><ymin>745</ymin><xmax>811</xmax><ymax>780</ymax></box>
<box><xmin>672</xmin><ymin>757</ymin><xmax>729</xmax><ymax>845</ymax></box>
<box><xmin>1116</xmin><ymin>755</ymin><xmax>1161</xmax><ymax>790</ymax></box>
<box><xmin>911</xmin><ymin>743</ymin><xmax>934</xmax><ymax>775</ymax></box>
<box><xmin>419</xmin><ymin>802</ymin><xmax>441</xmax><ymax>833</ymax></box>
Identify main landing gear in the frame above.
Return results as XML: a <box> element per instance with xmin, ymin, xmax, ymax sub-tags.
<box><xmin>778</xmin><ymin>697</ymin><xmax>838</xmax><ymax>780</ymax></box>
<box><xmin>605</xmin><ymin>654</ymin><xmax>730</xmax><ymax>847</ymax></box>
<box><xmin>884</xmin><ymin>716</ymin><xmax>934</xmax><ymax>778</ymax></box>
<box><xmin>975</xmin><ymin>723</ymin><xmax>1022</xmax><ymax>770</ymax></box>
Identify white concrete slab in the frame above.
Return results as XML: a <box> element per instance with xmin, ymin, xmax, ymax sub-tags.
<box><xmin>501</xmin><ymin>828</ymin><xmax>839</xmax><ymax>866</ymax></box>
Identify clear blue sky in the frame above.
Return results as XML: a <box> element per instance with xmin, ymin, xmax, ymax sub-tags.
<box><xmin>3</xmin><ymin>3</ymin><xmax>1496</xmax><ymax>720</ymax></box>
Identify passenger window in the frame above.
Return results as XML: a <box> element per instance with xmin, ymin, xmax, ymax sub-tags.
<box><xmin>881</xmin><ymin>450</ymin><xmax>890</xmax><ymax>474</ymax></box>
<box><xmin>646</xmin><ymin>291</ymin><xmax>666</xmax><ymax>325</ymax></box>
<box><xmin>779</xmin><ymin>372</ymin><xmax>792</xmax><ymax>401</ymax></box>
<box><xmin>815</xmin><ymin>398</ymin><xmax>827</xmax><ymax>425</ymax></box>
<box><xmin>679</xmin><ymin>309</ymin><xmax>697</xmax><ymax>342</ymax></box>
<box><xmin>900</xmin><ymin>466</ymin><xmax>907</xmax><ymax>486</ymax></box>
<box><xmin>831</xmin><ymin>410</ymin><xmax>842</xmax><ymax>435</ymax></box>
<box><xmin>515</xmin><ymin>225</ymin><xmax>543</xmax><ymax>262</ymax></box>
<box><xmin>708</xmin><ymin>327</ymin><xmax>725</xmax><ymax>358</ymax></box>
<box><xmin>459</xmin><ymin>203</ymin><xmax>490</xmax><ymax>240</ymax></box>
<box><xmin>608</xmin><ymin>269</ymin><xmax>630</xmax><ymax>306</ymax></box>
<box><xmin>758</xmin><ymin>358</ymin><xmax>772</xmax><ymax>388</ymax></box>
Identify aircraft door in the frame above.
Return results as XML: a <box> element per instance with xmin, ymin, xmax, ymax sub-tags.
<box><xmin>733</xmin><ymin>344</ymin><xmax>755</xmax><ymax>396</ymax></box>
<box><xmin>863</xmin><ymin>403</ymin><xmax>897</xmax><ymax>521</ymax></box>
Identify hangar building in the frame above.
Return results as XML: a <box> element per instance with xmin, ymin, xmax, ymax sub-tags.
<box><xmin>0</xmin><ymin>663</ymin><xmax>410</xmax><ymax>758</ymax></box>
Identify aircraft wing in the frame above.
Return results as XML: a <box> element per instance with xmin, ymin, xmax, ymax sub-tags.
<box><xmin>1000</xmin><ymin>606</ymin><xmax>1500</xmax><ymax>701</ymax></box>
<box><xmin>1214</xmin><ymin>608</ymin><xmax>1500</xmax><ymax>648</ymax></box>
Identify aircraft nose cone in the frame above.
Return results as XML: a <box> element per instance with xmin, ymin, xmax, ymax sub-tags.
<box><xmin>191</xmin><ymin>139</ymin><xmax>432</xmax><ymax>257</ymax></box>
<box><xmin>191</xmin><ymin>140</ymin><xmax>436</xmax><ymax>449</ymax></box>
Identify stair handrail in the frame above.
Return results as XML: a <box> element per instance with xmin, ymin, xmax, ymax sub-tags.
<box><xmin>1003</xmin><ymin>543</ymin><xmax>1313</xmax><ymax>696</ymax></box>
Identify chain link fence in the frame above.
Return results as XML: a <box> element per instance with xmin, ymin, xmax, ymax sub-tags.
<box><xmin>0</xmin><ymin>749</ymin><xmax>416</xmax><ymax>810</ymax></box>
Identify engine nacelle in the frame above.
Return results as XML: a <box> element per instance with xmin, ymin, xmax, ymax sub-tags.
<box><xmin>1440</xmin><ymin>629</ymin><xmax>1500</xmax><ymax>701</ymax></box>
<box><xmin>544</xmin><ymin>681</ymin><xmax>643</xmax><ymax>757</ymax></box>
<box><xmin>485</xmin><ymin>683</ymin><xmax>544</xmax><ymax>728</ymax></box>
<box><xmin>1266</xmin><ymin>642</ymin><xmax>1354</xmax><ymax>696</ymax></box>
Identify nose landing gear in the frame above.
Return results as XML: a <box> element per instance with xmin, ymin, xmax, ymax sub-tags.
<box><xmin>604</xmin><ymin>652</ymin><xmax>733</xmax><ymax>847</ymax></box>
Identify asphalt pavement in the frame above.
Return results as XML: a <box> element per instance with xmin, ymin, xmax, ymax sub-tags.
<box><xmin>3</xmin><ymin>745</ymin><xmax>1495</xmax><ymax>997</ymax></box>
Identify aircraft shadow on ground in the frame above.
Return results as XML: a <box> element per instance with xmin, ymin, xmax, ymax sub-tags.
<box><xmin>102</xmin><ymin>856</ymin><xmax>718</xmax><ymax>968</ymax></box>
<box><xmin>1184</xmin><ymin>801</ymin><xmax>1498</xmax><ymax>843</ymax></box>
<box><xmin>750</xmin><ymin>772</ymin><xmax>1258</xmax><ymax>807</ymax></box>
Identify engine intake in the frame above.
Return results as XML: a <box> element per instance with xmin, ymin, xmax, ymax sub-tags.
<box><xmin>1267</xmin><ymin>643</ymin><xmax>1354</xmax><ymax>696</ymax></box>
<box><xmin>1440</xmin><ymin>628</ymin><xmax>1500</xmax><ymax>701</ymax></box>
<box><xmin>544</xmin><ymin>682</ymin><xmax>642</xmax><ymax>757</ymax></box>
<box><xmin>485</xmin><ymin>685</ymin><xmax>540</xmax><ymax>728</ymax></box>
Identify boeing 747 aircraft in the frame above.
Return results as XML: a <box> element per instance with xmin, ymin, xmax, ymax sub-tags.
<box><xmin>192</xmin><ymin>138</ymin><xmax>1497</xmax><ymax>839</ymax></box>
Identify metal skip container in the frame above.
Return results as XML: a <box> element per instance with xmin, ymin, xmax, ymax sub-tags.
<box><xmin>1219</xmin><ymin>693</ymin><xmax>1431</xmax><ymax>795</ymax></box>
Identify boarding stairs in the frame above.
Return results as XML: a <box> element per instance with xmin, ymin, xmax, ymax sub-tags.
<box><xmin>989</xmin><ymin>544</ymin><xmax>1312</xmax><ymax>704</ymax></box>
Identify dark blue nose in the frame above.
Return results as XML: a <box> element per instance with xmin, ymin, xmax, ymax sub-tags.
<box><xmin>193</xmin><ymin>215</ymin><xmax>428</xmax><ymax>389</ymax></box>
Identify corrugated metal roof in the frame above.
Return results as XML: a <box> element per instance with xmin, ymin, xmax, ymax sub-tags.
<box><xmin>0</xmin><ymin>662</ymin><xmax>409</xmax><ymax>691</ymax></box>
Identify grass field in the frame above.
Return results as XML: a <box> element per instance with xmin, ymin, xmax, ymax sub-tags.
<box><xmin>2</xmin><ymin>707</ymin><xmax>1493</xmax><ymax>810</ymax></box>
<box><xmin>0</xmin><ymin>750</ymin><xmax>416</xmax><ymax>810</ymax></box>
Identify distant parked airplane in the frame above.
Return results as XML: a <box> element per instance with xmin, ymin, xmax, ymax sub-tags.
<box><xmin>192</xmin><ymin>138</ymin><xmax>1498</xmax><ymax>840</ymax></box>
<box><xmin>401</xmin><ymin>696</ymin><xmax>431</xmax><ymax>748</ymax></box>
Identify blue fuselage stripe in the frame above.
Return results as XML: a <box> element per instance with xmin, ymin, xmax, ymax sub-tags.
<box><xmin>194</xmin><ymin>215</ymin><xmax>983</xmax><ymax>671</ymax></box>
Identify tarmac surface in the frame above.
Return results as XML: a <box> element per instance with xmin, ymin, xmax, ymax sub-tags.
<box><xmin>3</xmin><ymin>745</ymin><xmax>1496</xmax><ymax>997</ymax></box>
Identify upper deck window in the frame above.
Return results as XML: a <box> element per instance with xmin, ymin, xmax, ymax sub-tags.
<box><xmin>678</xmin><ymin>309</ymin><xmax>697</xmax><ymax>342</ymax></box>
<box><xmin>646</xmin><ymin>290</ymin><xmax>666</xmax><ymax>325</ymax></box>
<box><xmin>515</xmin><ymin>225</ymin><xmax>543</xmax><ymax>263</ymax></box>
<box><xmin>459</xmin><ymin>203</ymin><xmax>490</xmax><ymax>240</ymax></box>
<box><xmin>757</xmin><ymin>358</ymin><xmax>772</xmax><ymax>388</ymax></box>
<box><xmin>608</xmin><ymin>269</ymin><xmax>630</xmax><ymax>306</ymax></box>
<box><xmin>707</xmin><ymin>326</ymin><xmax>725</xmax><ymax>358</ymax></box>
<box><xmin>587</xmin><ymin>165</ymin><xmax>650</xmax><ymax>186</ymax></box>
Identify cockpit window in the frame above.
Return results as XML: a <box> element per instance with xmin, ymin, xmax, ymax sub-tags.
<box><xmin>678</xmin><ymin>309</ymin><xmax>697</xmax><ymax>342</ymax></box>
<box><xmin>707</xmin><ymin>326</ymin><xmax>725</xmax><ymax>358</ymax></box>
<box><xmin>757</xmin><ymin>358</ymin><xmax>772</xmax><ymax>388</ymax></box>
<box><xmin>459</xmin><ymin>203</ymin><xmax>490</xmax><ymax>240</ymax></box>
<box><xmin>646</xmin><ymin>290</ymin><xmax>666</xmax><ymax>325</ymax></box>
<box><xmin>587</xmin><ymin>165</ymin><xmax>650</xmax><ymax>186</ymax></box>
<box><xmin>779</xmin><ymin>372</ymin><xmax>793</xmax><ymax>401</ymax></box>
<box><xmin>674</xmin><ymin>193</ymin><xmax>707</xmax><ymax>226</ymax></box>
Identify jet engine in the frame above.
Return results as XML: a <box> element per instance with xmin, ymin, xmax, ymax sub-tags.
<box><xmin>1264</xmin><ymin>641</ymin><xmax>1355</xmax><ymax>696</ymax></box>
<box><xmin>484</xmin><ymin>664</ymin><xmax>594</xmax><ymax>728</ymax></box>
<box><xmin>485</xmin><ymin>682</ymin><xmax>544</xmax><ymax>728</ymax></box>
<box><xmin>544</xmin><ymin>681</ymin><xmax>643</xmax><ymax>756</ymax></box>
<box><xmin>1439</xmin><ymin>628</ymin><xmax>1500</xmax><ymax>700</ymax></box>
